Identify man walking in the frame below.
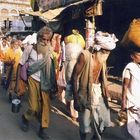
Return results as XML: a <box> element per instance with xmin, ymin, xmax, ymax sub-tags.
<box><xmin>71</xmin><ymin>31</ymin><xmax>118</xmax><ymax>140</ymax></box>
<box><xmin>16</xmin><ymin>26</ymin><xmax>55</xmax><ymax>140</ymax></box>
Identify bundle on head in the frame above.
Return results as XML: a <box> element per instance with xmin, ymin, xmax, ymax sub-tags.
<box><xmin>121</xmin><ymin>19</ymin><xmax>140</xmax><ymax>49</ymax></box>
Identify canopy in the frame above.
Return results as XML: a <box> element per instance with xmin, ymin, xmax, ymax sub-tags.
<box><xmin>31</xmin><ymin>0</ymin><xmax>91</xmax><ymax>12</ymax></box>
<box><xmin>19</xmin><ymin>8</ymin><xmax>64</xmax><ymax>21</ymax></box>
<box><xmin>20</xmin><ymin>0</ymin><xmax>93</xmax><ymax>21</ymax></box>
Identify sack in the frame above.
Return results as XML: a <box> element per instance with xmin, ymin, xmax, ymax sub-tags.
<box><xmin>65</xmin><ymin>30</ymin><xmax>85</xmax><ymax>49</ymax></box>
<box><xmin>121</xmin><ymin>19</ymin><xmax>140</xmax><ymax>47</ymax></box>
<box><xmin>20</xmin><ymin>62</ymin><xmax>29</xmax><ymax>82</ymax></box>
<box><xmin>20</xmin><ymin>46</ymin><xmax>33</xmax><ymax>83</ymax></box>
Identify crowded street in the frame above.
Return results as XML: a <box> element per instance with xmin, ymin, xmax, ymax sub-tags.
<box><xmin>1</xmin><ymin>1</ymin><xmax>140</xmax><ymax>140</ymax></box>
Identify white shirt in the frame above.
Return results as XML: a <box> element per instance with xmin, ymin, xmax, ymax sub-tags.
<box><xmin>19</xmin><ymin>45</ymin><xmax>43</xmax><ymax>82</ymax></box>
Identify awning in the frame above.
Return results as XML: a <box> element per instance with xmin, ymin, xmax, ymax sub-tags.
<box><xmin>31</xmin><ymin>0</ymin><xmax>92</xmax><ymax>12</ymax></box>
<box><xmin>19</xmin><ymin>7</ymin><xmax>64</xmax><ymax>21</ymax></box>
<box><xmin>20</xmin><ymin>0</ymin><xmax>92</xmax><ymax>21</ymax></box>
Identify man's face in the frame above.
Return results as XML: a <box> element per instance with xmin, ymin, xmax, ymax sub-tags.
<box><xmin>2</xmin><ymin>40</ymin><xmax>7</xmax><ymax>46</ymax></box>
<box><xmin>13</xmin><ymin>41</ymin><xmax>19</xmax><ymax>49</ymax></box>
<box><xmin>39</xmin><ymin>33</ymin><xmax>50</xmax><ymax>45</ymax></box>
<box><xmin>131</xmin><ymin>52</ymin><xmax>140</xmax><ymax>64</ymax></box>
<box><xmin>7</xmin><ymin>36</ymin><xmax>12</xmax><ymax>42</ymax></box>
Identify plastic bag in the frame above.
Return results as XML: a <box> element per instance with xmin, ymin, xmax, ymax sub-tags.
<box><xmin>65</xmin><ymin>30</ymin><xmax>85</xmax><ymax>48</ymax></box>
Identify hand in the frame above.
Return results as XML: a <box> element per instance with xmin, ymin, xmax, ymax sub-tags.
<box><xmin>59</xmin><ymin>61</ymin><xmax>64</xmax><ymax>71</ymax></box>
<box><xmin>104</xmin><ymin>96</ymin><xmax>110</xmax><ymax>108</ymax></box>
<box><xmin>121</xmin><ymin>101</ymin><xmax>127</xmax><ymax>111</ymax></box>
<box><xmin>74</xmin><ymin>99</ymin><xmax>84</xmax><ymax>112</ymax></box>
<box><xmin>59</xmin><ymin>64</ymin><xmax>63</xmax><ymax>71</ymax></box>
<box><xmin>128</xmin><ymin>106</ymin><xmax>138</xmax><ymax>114</ymax></box>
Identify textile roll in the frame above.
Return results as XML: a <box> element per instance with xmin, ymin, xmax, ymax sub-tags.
<box><xmin>121</xmin><ymin>19</ymin><xmax>140</xmax><ymax>47</ymax></box>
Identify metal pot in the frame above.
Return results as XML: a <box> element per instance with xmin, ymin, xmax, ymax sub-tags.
<box><xmin>11</xmin><ymin>99</ymin><xmax>21</xmax><ymax>113</ymax></box>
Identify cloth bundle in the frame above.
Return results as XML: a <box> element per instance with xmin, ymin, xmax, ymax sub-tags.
<box><xmin>65</xmin><ymin>29</ymin><xmax>85</xmax><ymax>49</ymax></box>
<box><xmin>22</xmin><ymin>33</ymin><xmax>37</xmax><ymax>45</ymax></box>
<box><xmin>121</xmin><ymin>19</ymin><xmax>140</xmax><ymax>48</ymax></box>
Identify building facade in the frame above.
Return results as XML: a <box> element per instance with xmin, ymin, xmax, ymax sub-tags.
<box><xmin>0</xmin><ymin>0</ymin><xmax>31</xmax><ymax>30</ymax></box>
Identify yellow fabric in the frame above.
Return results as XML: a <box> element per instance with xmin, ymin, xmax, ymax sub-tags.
<box><xmin>41</xmin><ymin>91</ymin><xmax>50</xmax><ymax>128</ymax></box>
<box><xmin>0</xmin><ymin>54</ymin><xmax>4</xmax><ymax>61</ymax></box>
<box><xmin>24</xmin><ymin>76</ymin><xmax>50</xmax><ymax>128</ymax></box>
<box><xmin>65</xmin><ymin>30</ymin><xmax>85</xmax><ymax>48</ymax></box>
<box><xmin>4</xmin><ymin>47</ymin><xmax>22</xmax><ymax>80</ymax></box>
<box><xmin>0</xmin><ymin>49</ymin><xmax>5</xmax><ymax>61</ymax></box>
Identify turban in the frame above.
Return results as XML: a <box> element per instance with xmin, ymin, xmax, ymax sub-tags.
<box><xmin>94</xmin><ymin>31</ymin><xmax>118</xmax><ymax>51</ymax></box>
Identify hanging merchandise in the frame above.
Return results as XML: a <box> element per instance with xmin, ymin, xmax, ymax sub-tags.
<box><xmin>85</xmin><ymin>19</ymin><xmax>95</xmax><ymax>49</ymax></box>
<box><xmin>65</xmin><ymin>29</ymin><xmax>85</xmax><ymax>49</ymax></box>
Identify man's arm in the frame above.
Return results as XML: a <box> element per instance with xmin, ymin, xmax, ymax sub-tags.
<box><xmin>71</xmin><ymin>53</ymin><xmax>85</xmax><ymax>101</ymax></box>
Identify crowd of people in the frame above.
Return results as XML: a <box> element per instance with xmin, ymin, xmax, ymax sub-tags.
<box><xmin>0</xmin><ymin>24</ymin><xmax>140</xmax><ymax>140</ymax></box>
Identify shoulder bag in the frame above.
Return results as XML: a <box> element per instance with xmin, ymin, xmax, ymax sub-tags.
<box><xmin>20</xmin><ymin>47</ymin><xmax>33</xmax><ymax>82</ymax></box>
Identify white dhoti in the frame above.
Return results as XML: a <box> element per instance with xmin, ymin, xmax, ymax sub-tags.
<box><xmin>79</xmin><ymin>83</ymin><xmax>111</xmax><ymax>139</ymax></box>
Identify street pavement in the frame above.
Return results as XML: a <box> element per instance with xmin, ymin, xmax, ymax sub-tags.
<box><xmin>0</xmin><ymin>84</ymin><xmax>134</xmax><ymax>140</ymax></box>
